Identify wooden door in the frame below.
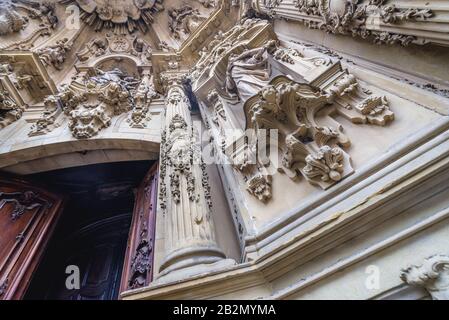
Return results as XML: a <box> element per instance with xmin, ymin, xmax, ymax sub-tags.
<box><xmin>0</xmin><ymin>176</ymin><xmax>64</xmax><ymax>300</ymax></box>
<box><xmin>119</xmin><ymin>162</ymin><xmax>158</xmax><ymax>294</ymax></box>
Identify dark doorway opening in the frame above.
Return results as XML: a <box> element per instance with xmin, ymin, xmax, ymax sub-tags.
<box><xmin>24</xmin><ymin>160</ymin><xmax>154</xmax><ymax>300</ymax></box>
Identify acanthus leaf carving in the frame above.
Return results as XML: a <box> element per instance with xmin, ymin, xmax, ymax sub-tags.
<box><xmin>401</xmin><ymin>254</ymin><xmax>449</xmax><ymax>300</ymax></box>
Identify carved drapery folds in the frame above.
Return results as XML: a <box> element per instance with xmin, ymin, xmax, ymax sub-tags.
<box><xmin>63</xmin><ymin>0</ymin><xmax>164</xmax><ymax>33</ymax></box>
<box><xmin>158</xmin><ymin>77</ymin><xmax>232</xmax><ymax>278</ymax></box>
<box><xmin>254</xmin><ymin>0</ymin><xmax>444</xmax><ymax>46</ymax></box>
<box><xmin>401</xmin><ymin>255</ymin><xmax>449</xmax><ymax>300</ymax></box>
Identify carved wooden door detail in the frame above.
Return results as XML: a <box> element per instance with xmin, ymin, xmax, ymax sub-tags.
<box><xmin>119</xmin><ymin>162</ymin><xmax>158</xmax><ymax>293</ymax></box>
<box><xmin>0</xmin><ymin>176</ymin><xmax>64</xmax><ymax>300</ymax></box>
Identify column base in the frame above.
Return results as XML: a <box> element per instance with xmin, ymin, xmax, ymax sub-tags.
<box><xmin>156</xmin><ymin>258</ymin><xmax>236</xmax><ymax>285</ymax></box>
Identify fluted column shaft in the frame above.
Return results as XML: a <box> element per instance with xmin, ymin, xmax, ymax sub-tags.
<box><xmin>158</xmin><ymin>80</ymin><xmax>225</xmax><ymax>277</ymax></box>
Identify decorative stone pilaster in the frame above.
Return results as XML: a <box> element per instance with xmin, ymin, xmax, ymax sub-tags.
<box><xmin>401</xmin><ymin>255</ymin><xmax>449</xmax><ymax>300</ymax></box>
<box><xmin>158</xmin><ymin>75</ymin><xmax>234</xmax><ymax>280</ymax></box>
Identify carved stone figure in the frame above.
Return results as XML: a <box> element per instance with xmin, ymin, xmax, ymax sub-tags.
<box><xmin>127</xmin><ymin>73</ymin><xmax>158</xmax><ymax>128</ymax></box>
<box><xmin>225</xmin><ymin>40</ymin><xmax>278</xmax><ymax>102</ymax></box>
<box><xmin>168</xmin><ymin>6</ymin><xmax>207</xmax><ymax>40</ymax></box>
<box><xmin>36</xmin><ymin>38</ymin><xmax>72</xmax><ymax>70</ymax></box>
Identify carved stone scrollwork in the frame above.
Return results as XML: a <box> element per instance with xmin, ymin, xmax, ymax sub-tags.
<box><xmin>207</xmin><ymin>89</ymin><xmax>227</xmax><ymax>127</ymax></box>
<box><xmin>76</xmin><ymin>34</ymin><xmax>153</xmax><ymax>64</ymax></box>
<box><xmin>244</xmin><ymin>76</ymin><xmax>354</xmax><ymax>190</ymax></box>
<box><xmin>401</xmin><ymin>255</ymin><xmax>449</xmax><ymax>300</ymax></box>
<box><xmin>0</xmin><ymin>191</ymin><xmax>50</xmax><ymax>220</ymax></box>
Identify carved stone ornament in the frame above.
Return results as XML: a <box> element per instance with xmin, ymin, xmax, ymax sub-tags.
<box><xmin>127</xmin><ymin>73</ymin><xmax>158</xmax><ymax>128</ymax></box>
<box><xmin>289</xmin><ymin>0</ymin><xmax>435</xmax><ymax>46</ymax></box>
<box><xmin>28</xmin><ymin>95</ymin><xmax>62</xmax><ymax>137</ymax></box>
<box><xmin>43</xmin><ymin>68</ymin><xmax>151</xmax><ymax>139</ymax></box>
<box><xmin>0</xmin><ymin>89</ymin><xmax>23</xmax><ymax>129</ymax></box>
<box><xmin>0</xmin><ymin>0</ymin><xmax>59</xmax><ymax>50</ymax></box>
<box><xmin>0</xmin><ymin>1</ymin><xmax>28</xmax><ymax>36</ymax></box>
<box><xmin>0</xmin><ymin>191</ymin><xmax>50</xmax><ymax>220</ymax></box>
<box><xmin>401</xmin><ymin>254</ymin><xmax>449</xmax><ymax>300</ymax></box>
<box><xmin>76</xmin><ymin>34</ymin><xmax>153</xmax><ymax>64</ymax></box>
<box><xmin>158</xmin><ymin>83</ymin><xmax>232</xmax><ymax>278</ymax></box>
<box><xmin>63</xmin><ymin>0</ymin><xmax>164</xmax><ymax>33</ymax></box>
<box><xmin>36</xmin><ymin>38</ymin><xmax>73</xmax><ymax>70</ymax></box>
<box><xmin>168</xmin><ymin>5</ymin><xmax>207</xmax><ymax>40</ymax></box>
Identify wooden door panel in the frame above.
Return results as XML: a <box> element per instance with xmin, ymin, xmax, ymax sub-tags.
<box><xmin>0</xmin><ymin>177</ymin><xmax>64</xmax><ymax>300</ymax></box>
<box><xmin>120</xmin><ymin>162</ymin><xmax>158</xmax><ymax>294</ymax></box>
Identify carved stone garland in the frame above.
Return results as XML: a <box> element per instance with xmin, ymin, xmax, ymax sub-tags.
<box><xmin>158</xmin><ymin>80</ymin><xmax>230</xmax><ymax>278</ymax></box>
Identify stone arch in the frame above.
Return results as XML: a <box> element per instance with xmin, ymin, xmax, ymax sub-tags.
<box><xmin>0</xmin><ymin>137</ymin><xmax>160</xmax><ymax>175</ymax></box>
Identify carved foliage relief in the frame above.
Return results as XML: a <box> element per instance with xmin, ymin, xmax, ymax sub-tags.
<box><xmin>288</xmin><ymin>0</ymin><xmax>435</xmax><ymax>46</ymax></box>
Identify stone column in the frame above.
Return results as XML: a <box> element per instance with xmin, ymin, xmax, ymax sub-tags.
<box><xmin>158</xmin><ymin>75</ymin><xmax>233</xmax><ymax>279</ymax></box>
